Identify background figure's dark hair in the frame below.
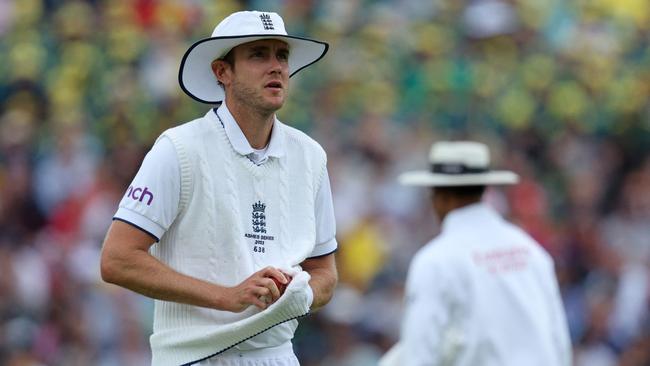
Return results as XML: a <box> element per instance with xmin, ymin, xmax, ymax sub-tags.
<box><xmin>433</xmin><ymin>185</ymin><xmax>486</xmax><ymax>199</ymax></box>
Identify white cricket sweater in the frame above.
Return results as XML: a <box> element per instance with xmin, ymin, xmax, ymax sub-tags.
<box><xmin>149</xmin><ymin>110</ymin><xmax>327</xmax><ymax>365</ymax></box>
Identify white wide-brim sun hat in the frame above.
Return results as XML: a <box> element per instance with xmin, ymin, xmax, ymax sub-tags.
<box><xmin>399</xmin><ymin>141</ymin><xmax>519</xmax><ymax>186</ymax></box>
<box><xmin>179</xmin><ymin>10</ymin><xmax>329</xmax><ymax>104</ymax></box>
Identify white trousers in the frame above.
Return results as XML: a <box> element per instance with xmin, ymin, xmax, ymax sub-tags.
<box><xmin>196</xmin><ymin>342</ymin><xmax>299</xmax><ymax>366</ymax></box>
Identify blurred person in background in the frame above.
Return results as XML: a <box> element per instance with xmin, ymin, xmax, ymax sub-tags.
<box><xmin>100</xmin><ymin>10</ymin><xmax>337</xmax><ymax>366</ymax></box>
<box><xmin>380</xmin><ymin>141</ymin><xmax>572</xmax><ymax>366</ymax></box>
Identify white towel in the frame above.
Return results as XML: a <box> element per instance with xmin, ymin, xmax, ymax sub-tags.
<box><xmin>151</xmin><ymin>270</ymin><xmax>313</xmax><ymax>366</ymax></box>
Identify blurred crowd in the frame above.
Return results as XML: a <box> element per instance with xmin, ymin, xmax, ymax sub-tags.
<box><xmin>0</xmin><ymin>0</ymin><xmax>648</xmax><ymax>365</ymax></box>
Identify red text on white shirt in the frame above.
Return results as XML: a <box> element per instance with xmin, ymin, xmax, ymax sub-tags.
<box><xmin>472</xmin><ymin>246</ymin><xmax>530</xmax><ymax>274</ymax></box>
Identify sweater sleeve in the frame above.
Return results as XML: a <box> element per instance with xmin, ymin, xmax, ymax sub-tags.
<box><xmin>113</xmin><ymin>136</ymin><xmax>180</xmax><ymax>240</ymax></box>
<box><xmin>310</xmin><ymin>168</ymin><xmax>338</xmax><ymax>257</ymax></box>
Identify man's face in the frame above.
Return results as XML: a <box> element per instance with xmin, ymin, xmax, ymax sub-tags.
<box><xmin>218</xmin><ymin>39</ymin><xmax>290</xmax><ymax>113</ymax></box>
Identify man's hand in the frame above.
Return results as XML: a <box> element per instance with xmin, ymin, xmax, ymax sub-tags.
<box><xmin>223</xmin><ymin>266</ymin><xmax>290</xmax><ymax>312</ymax></box>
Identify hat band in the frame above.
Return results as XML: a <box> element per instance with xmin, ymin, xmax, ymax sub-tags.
<box><xmin>431</xmin><ymin>163</ymin><xmax>488</xmax><ymax>175</ymax></box>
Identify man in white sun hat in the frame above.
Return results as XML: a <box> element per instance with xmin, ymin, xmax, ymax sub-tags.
<box><xmin>100</xmin><ymin>10</ymin><xmax>337</xmax><ymax>366</ymax></box>
<box><xmin>380</xmin><ymin>141</ymin><xmax>572</xmax><ymax>366</ymax></box>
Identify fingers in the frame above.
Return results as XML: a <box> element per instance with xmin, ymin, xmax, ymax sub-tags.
<box><xmin>260</xmin><ymin>266</ymin><xmax>289</xmax><ymax>284</ymax></box>
<box><xmin>231</xmin><ymin>267</ymin><xmax>287</xmax><ymax>311</ymax></box>
<box><xmin>228</xmin><ymin>283</ymin><xmax>270</xmax><ymax>311</ymax></box>
<box><xmin>256</xmin><ymin>277</ymin><xmax>281</xmax><ymax>303</ymax></box>
<box><xmin>249</xmin><ymin>292</ymin><xmax>269</xmax><ymax>310</ymax></box>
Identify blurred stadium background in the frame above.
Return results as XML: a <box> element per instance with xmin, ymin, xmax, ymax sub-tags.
<box><xmin>0</xmin><ymin>0</ymin><xmax>648</xmax><ymax>365</ymax></box>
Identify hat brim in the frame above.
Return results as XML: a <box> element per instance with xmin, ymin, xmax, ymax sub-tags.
<box><xmin>179</xmin><ymin>35</ymin><xmax>328</xmax><ymax>104</ymax></box>
<box><xmin>398</xmin><ymin>170</ymin><xmax>519</xmax><ymax>186</ymax></box>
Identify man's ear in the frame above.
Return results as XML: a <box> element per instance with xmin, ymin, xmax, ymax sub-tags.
<box><xmin>211</xmin><ymin>59</ymin><xmax>230</xmax><ymax>85</ymax></box>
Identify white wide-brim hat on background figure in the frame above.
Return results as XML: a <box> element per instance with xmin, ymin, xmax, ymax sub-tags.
<box><xmin>179</xmin><ymin>10</ymin><xmax>329</xmax><ymax>104</ymax></box>
<box><xmin>399</xmin><ymin>141</ymin><xmax>519</xmax><ymax>186</ymax></box>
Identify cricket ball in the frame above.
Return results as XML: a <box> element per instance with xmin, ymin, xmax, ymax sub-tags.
<box><xmin>272</xmin><ymin>275</ymin><xmax>291</xmax><ymax>296</ymax></box>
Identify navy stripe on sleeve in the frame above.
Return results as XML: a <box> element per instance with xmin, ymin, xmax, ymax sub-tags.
<box><xmin>112</xmin><ymin>217</ymin><xmax>160</xmax><ymax>242</ymax></box>
<box><xmin>307</xmin><ymin>248</ymin><xmax>338</xmax><ymax>259</ymax></box>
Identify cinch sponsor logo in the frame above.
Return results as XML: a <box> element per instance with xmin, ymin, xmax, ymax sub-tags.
<box><xmin>126</xmin><ymin>186</ymin><xmax>154</xmax><ymax>205</ymax></box>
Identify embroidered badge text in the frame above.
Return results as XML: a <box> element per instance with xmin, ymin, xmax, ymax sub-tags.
<box><xmin>244</xmin><ymin>201</ymin><xmax>275</xmax><ymax>253</ymax></box>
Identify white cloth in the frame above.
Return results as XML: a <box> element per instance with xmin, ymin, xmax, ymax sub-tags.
<box><xmin>398</xmin><ymin>203</ymin><xmax>572</xmax><ymax>366</ymax></box>
<box><xmin>196</xmin><ymin>342</ymin><xmax>298</xmax><ymax>366</ymax></box>
<box><xmin>152</xmin><ymin>271</ymin><xmax>313</xmax><ymax>366</ymax></box>
<box><xmin>114</xmin><ymin>103</ymin><xmax>337</xmax><ymax>258</ymax></box>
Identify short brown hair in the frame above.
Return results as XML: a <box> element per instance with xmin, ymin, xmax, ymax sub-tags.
<box><xmin>220</xmin><ymin>49</ymin><xmax>235</xmax><ymax>66</ymax></box>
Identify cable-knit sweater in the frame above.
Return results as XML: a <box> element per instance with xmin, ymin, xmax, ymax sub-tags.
<box><xmin>148</xmin><ymin>110</ymin><xmax>327</xmax><ymax>365</ymax></box>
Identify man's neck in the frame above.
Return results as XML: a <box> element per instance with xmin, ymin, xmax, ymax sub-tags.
<box><xmin>436</xmin><ymin>198</ymin><xmax>482</xmax><ymax>223</ymax></box>
<box><xmin>225</xmin><ymin>99</ymin><xmax>275</xmax><ymax>149</ymax></box>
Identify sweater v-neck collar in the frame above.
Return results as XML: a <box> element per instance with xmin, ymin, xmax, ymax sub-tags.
<box><xmin>211</xmin><ymin>104</ymin><xmax>285</xmax><ymax>164</ymax></box>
